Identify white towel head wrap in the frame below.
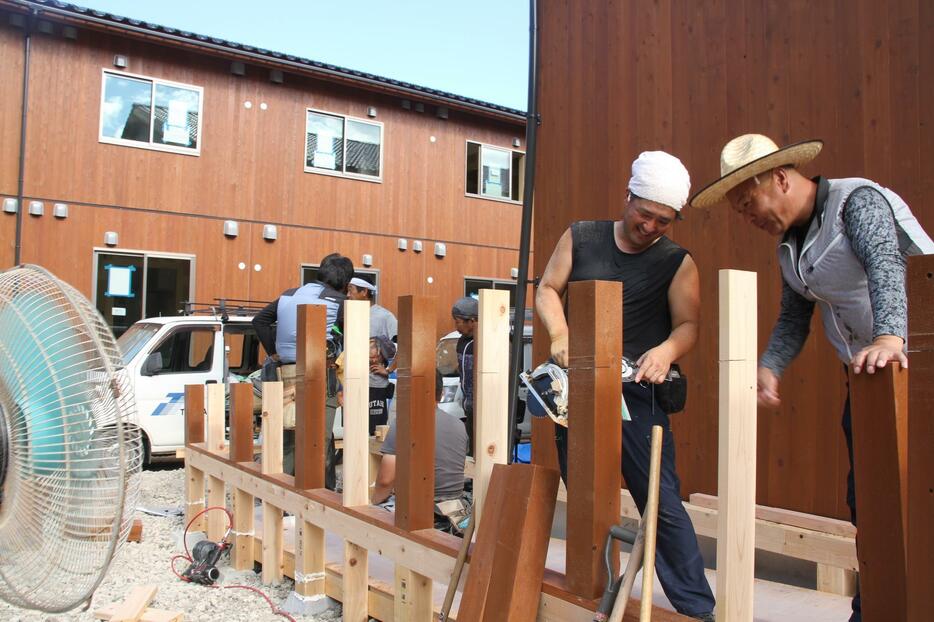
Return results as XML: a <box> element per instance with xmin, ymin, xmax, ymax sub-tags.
<box><xmin>627</xmin><ymin>151</ymin><xmax>691</xmax><ymax>213</ymax></box>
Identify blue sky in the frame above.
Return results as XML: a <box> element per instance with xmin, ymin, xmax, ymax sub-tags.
<box><xmin>72</xmin><ymin>0</ymin><xmax>531</xmax><ymax>110</ymax></box>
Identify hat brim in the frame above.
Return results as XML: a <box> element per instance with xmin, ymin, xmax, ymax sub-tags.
<box><xmin>688</xmin><ymin>139</ymin><xmax>823</xmax><ymax>209</ymax></box>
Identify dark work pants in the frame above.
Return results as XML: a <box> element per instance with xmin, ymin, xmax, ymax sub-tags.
<box><xmin>841</xmin><ymin>393</ymin><xmax>861</xmax><ymax>622</ymax></box>
<box><xmin>556</xmin><ymin>383</ymin><xmax>715</xmax><ymax>617</ymax></box>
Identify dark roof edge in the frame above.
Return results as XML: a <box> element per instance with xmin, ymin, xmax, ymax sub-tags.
<box><xmin>4</xmin><ymin>0</ymin><xmax>527</xmax><ymax>125</ymax></box>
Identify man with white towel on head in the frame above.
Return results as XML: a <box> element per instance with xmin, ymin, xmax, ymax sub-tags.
<box><xmin>536</xmin><ymin>151</ymin><xmax>715</xmax><ymax>620</ymax></box>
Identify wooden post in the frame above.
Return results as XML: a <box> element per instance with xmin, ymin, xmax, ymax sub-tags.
<box><xmin>849</xmin><ymin>366</ymin><xmax>909</xmax><ymax>620</ymax></box>
<box><xmin>474</xmin><ymin>289</ymin><xmax>510</xmax><ymax>524</ymax></box>
<box><xmin>565</xmin><ymin>280</ymin><xmax>622</xmax><ymax>599</ymax></box>
<box><xmin>261</xmin><ymin>381</ymin><xmax>284</xmax><ymax>584</ymax></box>
<box><xmin>229</xmin><ymin>382</ymin><xmax>255</xmax><ymax>570</ymax></box>
<box><xmin>907</xmin><ymin>255</ymin><xmax>934</xmax><ymax>620</ymax></box>
<box><xmin>205</xmin><ymin>383</ymin><xmax>227</xmax><ymax>543</ymax></box>
<box><xmin>294</xmin><ymin>304</ymin><xmax>328</xmax><ymax>601</ymax></box>
<box><xmin>184</xmin><ymin>384</ymin><xmax>205</xmax><ymax>531</ymax></box>
<box><xmin>716</xmin><ymin>269</ymin><xmax>757</xmax><ymax>622</ymax></box>
<box><xmin>342</xmin><ymin>300</ymin><xmax>370</xmax><ymax>621</ymax></box>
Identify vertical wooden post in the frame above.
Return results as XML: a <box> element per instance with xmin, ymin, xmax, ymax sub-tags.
<box><xmin>261</xmin><ymin>381</ymin><xmax>284</xmax><ymax>584</ymax></box>
<box><xmin>394</xmin><ymin>295</ymin><xmax>437</xmax><ymax>531</ymax></box>
<box><xmin>205</xmin><ymin>383</ymin><xmax>227</xmax><ymax>543</ymax></box>
<box><xmin>229</xmin><ymin>382</ymin><xmax>255</xmax><ymax>571</ymax></box>
<box><xmin>907</xmin><ymin>255</ymin><xmax>934</xmax><ymax>620</ymax></box>
<box><xmin>294</xmin><ymin>304</ymin><xmax>328</xmax><ymax>601</ymax></box>
<box><xmin>342</xmin><ymin>300</ymin><xmax>370</xmax><ymax>621</ymax></box>
<box><xmin>473</xmin><ymin>289</ymin><xmax>510</xmax><ymax>524</ymax></box>
<box><xmin>565</xmin><ymin>280</ymin><xmax>622</xmax><ymax>599</ymax></box>
<box><xmin>393</xmin><ymin>294</ymin><xmax>436</xmax><ymax>621</ymax></box>
<box><xmin>716</xmin><ymin>269</ymin><xmax>757</xmax><ymax>622</ymax></box>
<box><xmin>184</xmin><ymin>384</ymin><xmax>205</xmax><ymax>531</ymax></box>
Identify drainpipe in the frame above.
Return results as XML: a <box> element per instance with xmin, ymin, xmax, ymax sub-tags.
<box><xmin>13</xmin><ymin>10</ymin><xmax>34</xmax><ymax>266</ymax></box>
<box><xmin>507</xmin><ymin>0</ymin><xmax>540</xmax><ymax>462</ymax></box>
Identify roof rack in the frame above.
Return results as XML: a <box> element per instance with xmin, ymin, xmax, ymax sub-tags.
<box><xmin>182</xmin><ymin>298</ymin><xmax>270</xmax><ymax>321</ymax></box>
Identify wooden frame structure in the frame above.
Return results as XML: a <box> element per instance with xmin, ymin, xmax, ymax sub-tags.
<box><xmin>183</xmin><ymin>268</ymin><xmax>929</xmax><ymax>619</ymax></box>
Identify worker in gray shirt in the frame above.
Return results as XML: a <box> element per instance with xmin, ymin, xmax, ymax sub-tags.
<box><xmin>690</xmin><ymin>134</ymin><xmax>934</xmax><ymax>622</ymax></box>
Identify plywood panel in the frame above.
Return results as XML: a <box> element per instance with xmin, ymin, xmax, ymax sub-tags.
<box><xmin>535</xmin><ymin>0</ymin><xmax>934</xmax><ymax>520</ymax></box>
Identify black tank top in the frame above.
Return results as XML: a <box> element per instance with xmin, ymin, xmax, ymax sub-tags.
<box><xmin>569</xmin><ymin>220</ymin><xmax>688</xmax><ymax>360</ymax></box>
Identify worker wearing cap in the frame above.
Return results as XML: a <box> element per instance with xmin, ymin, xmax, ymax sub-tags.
<box><xmin>347</xmin><ymin>277</ymin><xmax>398</xmax><ymax>344</ymax></box>
<box><xmin>690</xmin><ymin>134</ymin><xmax>934</xmax><ymax>622</ymax></box>
<box><xmin>347</xmin><ymin>277</ymin><xmax>399</xmax><ymax>430</ymax></box>
<box><xmin>451</xmin><ymin>296</ymin><xmax>478</xmax><ymax>456</ymax></box>
<box><xmin>537</xmin><ymin>151</ymin><xmax>715</xmax><ymax>620</ymax></box>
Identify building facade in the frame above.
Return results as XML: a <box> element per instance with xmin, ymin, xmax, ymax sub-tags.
<box><xmin>0</xmin><ymin>0</ymin><xmax>528</xmax><ymax>336</ymax></box>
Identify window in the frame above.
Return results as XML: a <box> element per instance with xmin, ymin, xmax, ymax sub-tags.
<box><xmin>305</xmin><ymin>110</ymin><xmax>382</xmax><ymax>180</ymax></box>
<box><xmin>301</xmin><ymin>265</ymin><xmax>380</xmax><ymax>303</ymax></box>
<box><xmin>465</xmin><ymin>141</ymin><xmax>525</xmax><ymax>202</ymax></box>
<box><xmin>464</xmin><ymin>278</ymin><xmax>518</xmax><ymax>309</ymax></box>
<box><xmin>149</xmin><ymin>327</ymin><xmax>215</xmax><ymax>374</ymax></box>
<box><xmin>99</xmin><ymin>70</ymin><xmax>203</xmax><ymax>155</ymax></box>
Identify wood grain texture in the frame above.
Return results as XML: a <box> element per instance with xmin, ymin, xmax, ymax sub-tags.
<box><xmin>565</xmin><ymin>280</ymin><xmax>622</xmax><ymax>599</ymax></box>
<box><xmin>906</xmin><ymin>255</ymin><xmax>934</xmax><ymax>620</ymax></box>
<box><xmin>394</xmin><ymin>295</ymin><xmax>437</xmax><ymax>531</ymax></box>
<box><xmin>295</xmin><ymin>303</ymin><xmax>327</xmax><ymax>490</ymax></box>
<box><xmin>261</xmin><ymin>382</ymin><xmax>283</xmax><ymax>475</ymax></box>
<box><xmin>535</xmin><ymin>0</ymin><xmax>934</xmax><ymax>520</ymax></box>
<box><xmin>848</xmin><ymin>365</ymin><xmax>909</xmax><ymax>621</ymax></box>
<box><xmin>342</xmin><ymin>300</ymin><xmax>370</xmax><ymax>508</ymax></box>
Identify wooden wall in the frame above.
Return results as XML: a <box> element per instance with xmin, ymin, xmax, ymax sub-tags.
<box><xmin>0</xmin><ymin>18</ymin><xmax>527</xmax><ymax>333</ymax></box>
<box><xmin>535</xmin><ymin>0</ymin><xmax>934</xmax><ymax>519</ymax></box>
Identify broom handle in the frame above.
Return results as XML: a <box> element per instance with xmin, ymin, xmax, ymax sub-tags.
<box><xmin>439</xmin><ymin>506</ymin><xmax>476</xmax><ymax>620</ymax></box>
<box><xmin>639</xmin><ymin>425</ymin><xmax>664</xmax><ymax>622</ymax></box>
<box><xmin>607</xmin><ymin>520</ymin><xmax>646</xmax><ymax>622</ymax></box>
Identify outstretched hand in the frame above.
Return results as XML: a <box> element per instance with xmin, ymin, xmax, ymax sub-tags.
<box><xmin>851</xmin><ymin>335</ymin><xmax>907</xmax><ymax>374</ymax></box>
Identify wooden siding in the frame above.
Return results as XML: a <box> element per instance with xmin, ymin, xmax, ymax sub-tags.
<box><xmin>535</xmin><ymin>0</ymin><xmax>934</xmax><ymax>519</ymax></box>
<box><xmin>0</xmin><ymin>24</ymin><xmax>22</xmax><ymax>198</ymax></box>
<box><xmin>0</xmin><ymin>19</ymin><xmax>528</xmax><ymax>335</ymax></box>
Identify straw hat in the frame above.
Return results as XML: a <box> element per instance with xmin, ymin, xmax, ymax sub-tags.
<box><xmin>689</xmin><ymin>134</ymin><xmax>823</xmax><ymax>208</ymax></box>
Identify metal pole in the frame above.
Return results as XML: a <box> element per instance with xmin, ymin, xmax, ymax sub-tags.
<box><xmin>13</xmin><ymin>11</ymin><xmax>34</xmax><ymax>266</ymax></box>
<box><xmin>507</xmin><ymin>0</ymin><xmax>540</xmax><ymax>462</ymax></box>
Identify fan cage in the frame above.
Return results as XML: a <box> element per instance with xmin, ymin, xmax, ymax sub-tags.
<box><xmin>0</xmin><ymin>265</ymin><xmax>142</xmax><ymax>612</ymax></box>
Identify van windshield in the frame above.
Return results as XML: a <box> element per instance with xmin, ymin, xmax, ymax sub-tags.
<box><xmin>117</xmin><ymin>323</ymin><xmax>161</xmax><ymax>365</ymax></box>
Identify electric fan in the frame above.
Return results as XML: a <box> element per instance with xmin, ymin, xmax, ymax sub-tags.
<box><xmin>0</xmin><ymin>264</ymin><xmax>142</xmax><ymax>612</ymax></box>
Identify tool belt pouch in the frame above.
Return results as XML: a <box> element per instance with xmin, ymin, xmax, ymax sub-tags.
<box><xmin>655</xmin><ymin>364</ymin><xmax>687</xmax><ymax>414</ymax></box>
<box><xmin>434</xmin><ymin>496</ymin><xmax>472</xmax><ymax>536</ymax></box>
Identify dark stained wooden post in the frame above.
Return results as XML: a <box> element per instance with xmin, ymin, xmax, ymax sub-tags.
<box><xmin>229</xmin><ymin>383</ymin><xmax>253</xmax><ymax>463</ymax></box>
<box><xmin>565</xmin><ymin>280</ymin><xmax>623</xmax><ymax>599</ymax></box>
<box><xmin>394</xmin><ymin>295</ymin><xmax>437</xmax><ymax>531</ymax></box>
<box><xmin>184</xmin><ymin>383</ymin><xmax>205</xmax><ymax>446</ymax></box>
<box><xmin>848</xmin><ymin>365</ymin><xmax>909</xmax><ymax>621</ymax></box>
<box><xmin>295</xmin><ymin>303</ymin><xmax>327</xmax><ymax>490</ymax></box>
<box><xmin>907</xmin><ymin>255</ymin><xmax>934</xmax><ymax>620</ymax></box>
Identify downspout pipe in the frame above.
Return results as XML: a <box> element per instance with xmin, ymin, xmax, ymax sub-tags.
<box><xmin>507</xmin><ymin>0</ymin><xmax>540</xmax><ymax>462</ymax></box>
<box><xmin>13</xmin><ymin>10</ymin><xmax>34</xmax><ymax>266</ymax></box>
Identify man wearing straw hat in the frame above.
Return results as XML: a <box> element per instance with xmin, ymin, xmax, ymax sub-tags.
<box><xmin>690</xmin><ymin>134</ymin><xmax>934</xmax><ymax>622</ymax></box>
<box><xmin>537</xmin><ymin>151</ymin><xmax>716</xmax><ymax>620</ymax></box>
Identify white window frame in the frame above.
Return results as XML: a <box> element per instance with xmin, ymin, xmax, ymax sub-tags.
<box><xmin>98</xmin><ymin>69</ymin><xmax>204</xmax><ymax>157</ymax></box>
<box><xmin>304</xmin><ymin>108</ymin><xmax>384</xmax><ymax>183</ymax></box>
<box><xmin>464</xmin><ymin>140</ymin><xmax>525</xmax><ymax>204</ymax></box>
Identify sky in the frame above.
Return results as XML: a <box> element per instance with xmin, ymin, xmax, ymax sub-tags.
<box><xmin>72</xmin><ymin>0</ymin><xmax>531</xmax><ymax>110</ymax></box>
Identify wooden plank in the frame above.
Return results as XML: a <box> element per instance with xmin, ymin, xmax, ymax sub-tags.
<box><xmin>343</xmin><ymin>541</ymin><xmax>369</xmax><ymax>621</ymax></box>
<box><xmin>815</xmin><ymin>564</ymin><xmax>858</xmax><ymax>598</ymax></box>
<box><xmin>687</xmin><ymin>493</ymin><xmax>856</xmax><ymax>539</ymax></box>
<box><xmin>228</xmin><ymin>381</ymin><xmax>254</xmax><ymax>569</ymax></box>
<box><xmin>95</xmin><ymin>607</ymin><xmax>183</xmax><ymax>622</ymax></box>
<box><xmin>262</xmin><ymin>501</ymin><xmax>284</xmax><ymax>584</ymax></box>
<box><xmin>716</xmin><ymin>269</ymin><xmax>757</xmax><ymax>622</ymax></box>
<box><xmin>206</xmin><ymin>474</ymin><xmax>226</xmax><ymax>543</ymax></box>
<box><xmin>342</xmin><ymin>299</ymin><xmax>371</xmax><ymax>507</ymax></box>
<box><xmin>184</xmin><ymin>385</ymin><xmax>206</xmax><ymax>531</ymax></box>
<box><xmin>848</xmin><ymin>364</ymin><xmax>909</xmax><ymax>621</ymax></box>
<box><xmin>127</xmin><ymin>518</ymin><xmax>143</xmax><ymax>543</ymax></box>
<box><xmin>295</xmin><ymin>303</ymin><xmax>327</xmax><ymax>491</ymax></box>
<box><xmin>295</xmin><ymin>520</ymin><xmax>326</xmax><ymax>599</ymax></box>
<box><xmin>394</xmin><ymin>295</ymin><xmax>438</xmax><ymax>531</ymax></box>
<box><xmin>458</xmin><ymin>463</ymin><xmax>560</xmax><ymax>621</ymax></box>
<box><xmin>205</xmin><ymin>383</ymin><xmax>226</xmax><ymax>454</ymax></box>
<box><xmin>393</xmin><ymin>566</ymin><xmax>433</xmax><ymax>621</ymax></box>
<box><xmin>565</xmin><ymin>280</ymin><xmax>622</xmax><ymax>599</ymax></box>
<box><xmin>107</xmin><ymin>585</ymin><xmax>157</xmax><ymax>622</ymax></box>
<box><xmin>231</xmin><ymin>488</ymin><xmax>254</xmax><ymax>571</ymax></box>
<box><xmin>474</xmin><ymin>288</ymin><xmax>510</xmax><ymax>524</ymax></box>
<box><xmin>906</xmin><ymin>254</ymin><xmax>934</xmax><ymax>621</ymax></box>
<box><xmin>261</xmin><ymin>382</ymin><xmax>284</xmax><ymax>475</ymax></box>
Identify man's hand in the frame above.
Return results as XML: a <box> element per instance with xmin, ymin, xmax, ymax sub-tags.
<box><xmin>370</xmin><ymin>363</ymin><xmax>389</xmax><ymax>377</ymax></box>
<box><xmin>550</xmin><ymin>335</ymin><xmax>569</xmax><ymax>368</ymax></box>
<box><xmin>757</xmin><ymin>366</ymin><xmax>781</xmax><ymax>408</ymax></box>
<box><xmin>635</xmin><ymin>343</ymin><xmax>674</xmax><ymax>384</ymax></box>
<box><xmin>851</xmin><ymin>335</ymin><xmax>907</xmax><ymax>374</ymax></box>
<box><xmin>270</xmin><ymin>353</ymin><xmax>281</xmax><ymax>363</ymax></box>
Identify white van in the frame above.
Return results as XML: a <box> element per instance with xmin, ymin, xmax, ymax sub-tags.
<box><xmin>116</xmin><ymin>312</ymin><xmax>262</xmax><ymax>462</ymax></box>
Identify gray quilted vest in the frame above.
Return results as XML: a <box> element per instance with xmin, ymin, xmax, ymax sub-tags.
<box><xmin>777</xmin><ymin>177</ymin><xmax>934</xmax><ymax>363</ymax></box>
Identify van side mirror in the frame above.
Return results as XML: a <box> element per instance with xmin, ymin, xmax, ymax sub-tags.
<box><xmin>141</xmin><ymin>352</ymin><xmax>163</xmax><ymax>376</ymax></box>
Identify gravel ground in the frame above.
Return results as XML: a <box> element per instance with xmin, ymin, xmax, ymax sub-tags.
<box><xmin>0</xmin><ymin>467</ymin><xmax>341</xmax><ymax>622</ymax></box>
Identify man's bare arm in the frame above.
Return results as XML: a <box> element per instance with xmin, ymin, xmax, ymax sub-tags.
<box><xmin>635</xmin><ymin>254</ymin><xmax>700</xmax><ymax>383</ymax></box>
<box><xmin>371</xmin><ymin>455</ymin><xmax>396</xmax><ymax>504</ymax></box>
<box><xmin>535</xmin><ymin>227</ymin><xmax>574</xmax><ymax>367</ymax></box>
